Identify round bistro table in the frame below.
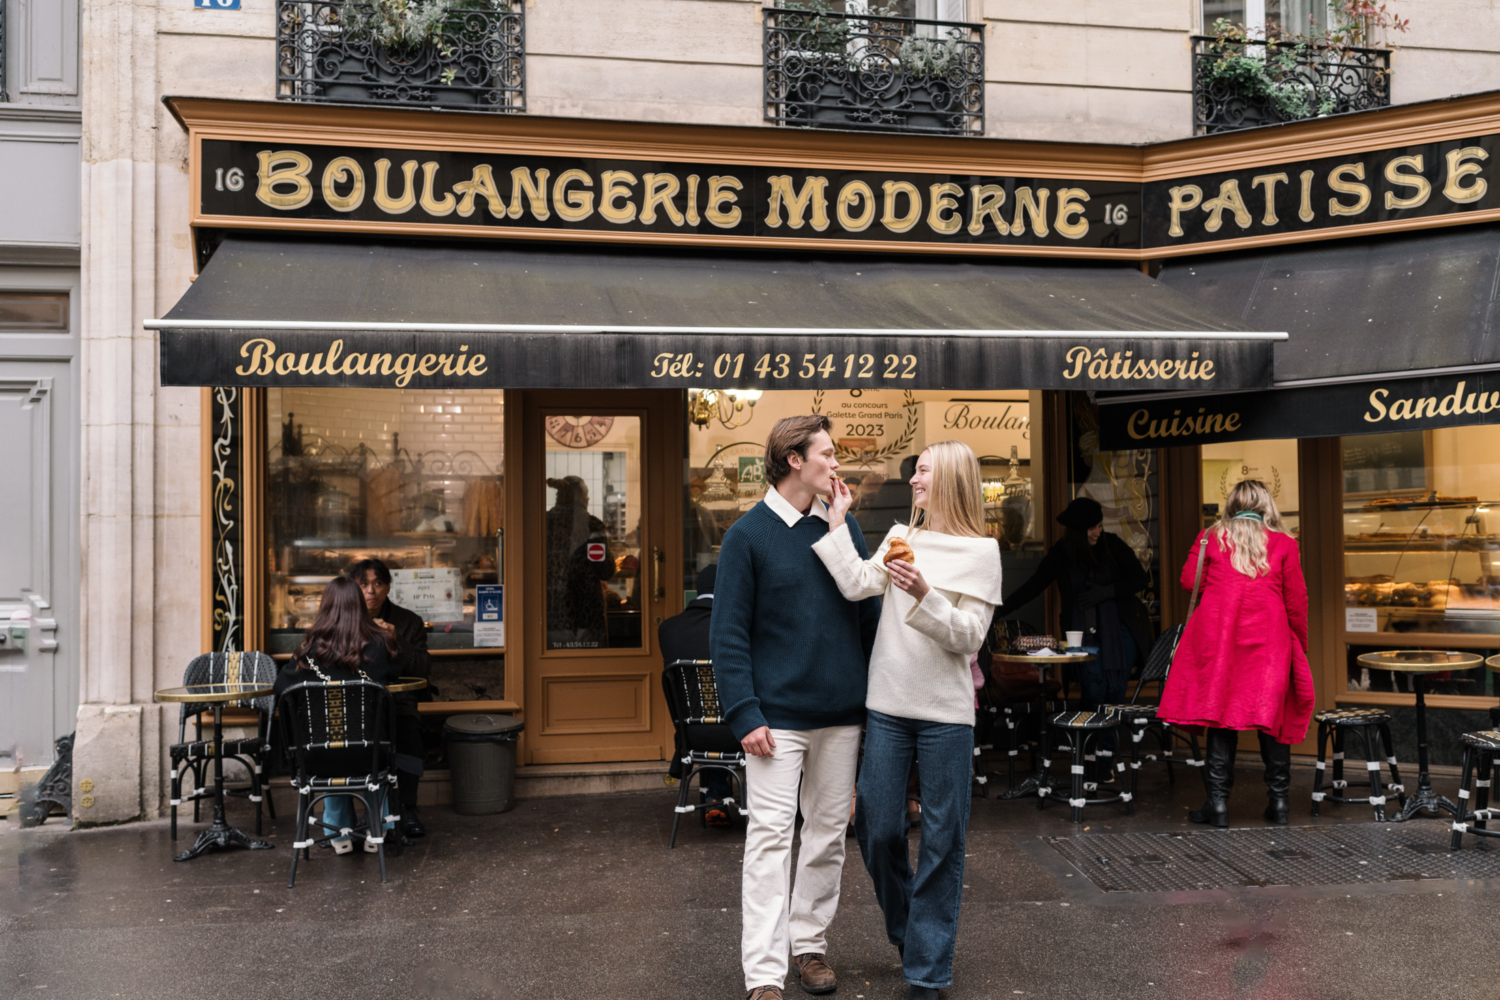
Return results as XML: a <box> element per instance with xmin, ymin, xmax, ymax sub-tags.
<box><xmin>1356</xmin><ymin>650</ymin><xmax>1483</xmax><ymax>822</ymax></box>
<box><xmin>989</xmin><ymin>651</ymin><xmax>1098</xmax><ymax>800</ymax></box>
<box><xmin>154</xmin><ymin>682</ymin><xmax>277</xmax><ymax>861</ymax></box>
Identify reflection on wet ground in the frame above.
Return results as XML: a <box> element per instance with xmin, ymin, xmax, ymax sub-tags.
<box><xmin>2</xmin><ymin>761</ymin><xmax>1497</xmax><ymax>999</ymax></box>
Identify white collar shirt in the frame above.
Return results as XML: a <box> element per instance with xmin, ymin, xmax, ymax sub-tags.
<box><xmin>764</xmin><ymin>482</ymin><xmax>831</xmax><ymax>527</ymax></box>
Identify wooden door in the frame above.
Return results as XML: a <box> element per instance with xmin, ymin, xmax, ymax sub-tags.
<box><xmin>519</xmin><ymin>390</ymin><xmax>682</xmax><ymax>765</ymax></box>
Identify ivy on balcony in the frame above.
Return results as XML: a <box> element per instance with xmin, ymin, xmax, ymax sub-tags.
<box><xmin>1192</xmin><ymin>6</ymin><xmax>1408</xmax><ymax>135</ymax></box>
<box><xmin>276</xmin><ymin>0</ymin><xmax>524</xmax><ymax>112</ymax></box>
<box><xmin>764</xmin><ymin>4</ymin><xmax>984</xmax><ymax>137</ymax></box>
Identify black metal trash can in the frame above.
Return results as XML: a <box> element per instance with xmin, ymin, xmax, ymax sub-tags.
<box><xmin>443</xmin><ymin>714</ymin><xmax>524</xmax><ymax>815</ymax></box>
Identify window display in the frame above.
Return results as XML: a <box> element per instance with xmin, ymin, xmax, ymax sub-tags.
<box><xmin>265</xmin><ymin>388</ymin><xmax>505</xmax><ymax>665</ymax></box>
<box><xmin>1342</xmin><ymin>425</ymin><xmax>1500</xmax><ymax>639</ymax></box>
<box><xmin>683</xmin><ymin>389</ymin><xmax>1043</xmax><ymax>602</ymax></box>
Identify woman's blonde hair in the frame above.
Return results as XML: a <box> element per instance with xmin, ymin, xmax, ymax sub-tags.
<box><xmin>1211</xmin><ymin>478</ymin><xmax>1289</xmax><ymax>577</ymax></box>
<box><xmin>908</xmin><ymin>440</ymin><xmax>988</xmax><ymax>539</ymax></box>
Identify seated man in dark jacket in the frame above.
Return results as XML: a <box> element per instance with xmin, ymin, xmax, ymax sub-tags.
<box><xmin>350</xmin><ymin>558</ymin><xmax>432</xmax><ymax>839</ymax></box>
<box><xmin>658</xmin><ymin>565</ymin><xmax>734</xmax><ymax>826</ymax></box>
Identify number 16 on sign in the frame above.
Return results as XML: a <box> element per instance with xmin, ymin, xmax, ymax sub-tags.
<box><xmin>194</xmin><ymin>0</ymin><xmax>241</xmax><ymax>9</ymax></box>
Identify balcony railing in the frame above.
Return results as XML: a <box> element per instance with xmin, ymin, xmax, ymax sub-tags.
<box><xmin>764</xmin><ymin>6</ymin><xmax>984</xmax><ymax>137</ymax></box>
<box><xmin>276</xmin><ymin>0</ymin><xmax>524</xmax><ymax>112</ymax></box>
<box><xmin>1192</xmin><ymin>34</ymin><xmax>1390</xmax><ymax>135</ymax></box>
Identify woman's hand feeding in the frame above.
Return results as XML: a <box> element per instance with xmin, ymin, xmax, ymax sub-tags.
<box><xmin>827</xmin><ymin>475</ymin><xmax>853</xmax><ymax>530</ymax></box>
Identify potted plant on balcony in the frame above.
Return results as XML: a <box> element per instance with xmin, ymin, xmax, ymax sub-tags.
<box><xmin>768</xmin><ymin>0</ymin><xmax>981</xmax><ymax>134</ymax></box>
<box><xmin>1195</xmin><ymin>1</ymin><xmax>1408</xmax><ymax>133</ymax></box>
<box><xmin>284</xmin><ymin>0</ymin><xmax>521</xmax><ymax>110</ymax></box>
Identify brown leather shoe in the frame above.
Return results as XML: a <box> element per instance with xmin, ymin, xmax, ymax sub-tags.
<box><xmin>792</xmin><ymin>953</ymin><xmax>837</xmax><ymax>995</ymax></box>
<box><xmin>747</xmin><ymin>987</ymin><xmax>784</xmax><ymax>1000</ymax></box>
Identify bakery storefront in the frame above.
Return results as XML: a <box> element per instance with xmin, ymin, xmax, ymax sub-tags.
<box><xmin>153</xmin><ymin>92</ymin><xmax>1500</xmax><ymax>775</ymax></box>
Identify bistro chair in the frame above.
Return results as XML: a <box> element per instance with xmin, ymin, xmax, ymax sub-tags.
<box><xmin>275</xmin><ymin>678</ymin><xmax>400</xmax><ymax>886</ymax></box>
<box><xmin>1309</xmin><ymin>707</ymin><xmax>1406</xmax><ymax>822</ymax></box>
<box><xmin>1039</xmin><ymin>708</ymin><xmax>1128</xmax><ymax>823</ymax></box>
<box><xmin>169</xmin><ymin>651</ymin><xmax>278</xmax><ymax>841</ymax></box>
<box><xmin>1098</xmin><ymin>645</ymin><xmax>1204</xmax><ymax>803</ymax></box>
<box><xmin>662</xmin><ymin>659</ymin><xmax>747</xmax><ymax>849</ymax></box>
<box><xmin>1451</xmin><ymin>730</ymin><xmax>1500</xmax><ymax>849</ymax></box>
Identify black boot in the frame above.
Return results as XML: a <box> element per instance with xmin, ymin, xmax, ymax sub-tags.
<box><xmin>1259</xmin><ymin>731</ymin><xmax>1291</xmax><ymax>825</ymax></box>
<box><xmin>1189</xmin><ymin>727</ymin><xmax>1237</xmax><ymax>828</ymax></box>
<box><xmin>906</xmin><ymin>987</ymin><xmax>940</xmax><ymax>1000</ymax></box>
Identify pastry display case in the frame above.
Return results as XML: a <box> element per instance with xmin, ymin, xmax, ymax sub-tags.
<box><xmin>1343</xmin><ymin>494</ymin><xmax>1500</xmax><ymax>634</ymax></box>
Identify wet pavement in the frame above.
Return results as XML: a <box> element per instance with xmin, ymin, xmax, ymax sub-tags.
<box><xmin>3</xmin><ymin>760</ymin><xmax>1497</xmax><ymax>1000</ymax></box>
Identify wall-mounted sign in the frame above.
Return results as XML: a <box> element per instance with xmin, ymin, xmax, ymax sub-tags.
<box><xmin>198</xmin><ymin>139</ymin><xmax>1143</xmax><ymax>253</ymax></box>
<box><xmin>174</xmin><ymin>96</ymin><xmax>1500</xmax><ymax>261</ymax></box>
<box><xmin>1143</xmin><ymin>137</ymin><xmax>1499</xmax><ymax>251</ymax></box>
<box><xmin>194</xmin><ymin>0</ymin><xmax>241</xmax><ymax>8</ymax></box>
<box><xmin>1097</xmin><ymin>370</ymin><xmax>1500</xmax><ymax>449</ymax></box>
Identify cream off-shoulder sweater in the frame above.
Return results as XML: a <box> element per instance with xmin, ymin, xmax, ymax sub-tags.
<box><xmin>813</xmin><ymin>522</ymin><xmax>1003</xmax><ymax>726</ymax></box>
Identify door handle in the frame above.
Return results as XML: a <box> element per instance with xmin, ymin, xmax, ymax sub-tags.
<box><xmin>651</xmin><ymin>546</ymin><xmax>665</xmax><ymax>601</ymax></box>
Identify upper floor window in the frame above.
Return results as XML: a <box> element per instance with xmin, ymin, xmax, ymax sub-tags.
<box><xmin>1203</xmin><ymin>1</ymin><xmax>1328</xmax><ymax>35</ymax></box>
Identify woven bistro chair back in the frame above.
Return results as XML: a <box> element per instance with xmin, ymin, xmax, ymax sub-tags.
<box><xmin>274</xmin><ymin>678</ymin><xmax>399</xmax><ymax>886</ymax></box>
<box><xmin>169</xmin><ymin>651</ymin><xmax>280</xmax><ymax>842</ymax></box>
<box><xmin>178</xmin><ymin>651</ymin><xmax>278</xmax><ymax>728</ymax></box>
<box><xmin>661</xmin><ymin>659</ymin><xmax>746</xmax><ymax>848</ymax></box>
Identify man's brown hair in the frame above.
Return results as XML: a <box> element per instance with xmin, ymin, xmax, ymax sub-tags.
<box><xmin>763</xmin><ymin>414</ymin><xmax>832</xmax><ymax>486</ymax></box>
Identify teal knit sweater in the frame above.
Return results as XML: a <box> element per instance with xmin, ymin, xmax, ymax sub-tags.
<box><xmin>709</xmin><ymin>501</ymin><xmax>880</xmax><ymax>739</ymax></box>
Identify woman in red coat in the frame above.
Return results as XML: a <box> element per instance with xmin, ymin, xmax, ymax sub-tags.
<box><xmin>1158</xmin><ymin>479</ymin><xmax>1314</xmax><ymax>828</ymax></box>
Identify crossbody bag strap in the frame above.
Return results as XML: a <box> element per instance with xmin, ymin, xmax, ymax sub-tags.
<box><xmin>1184</xmin><ymin>534</ymin><xmax>1210</xmax><ymax>621</ymax></box>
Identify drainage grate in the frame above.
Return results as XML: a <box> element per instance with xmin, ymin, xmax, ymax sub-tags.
<box><xmin>1044</xmin><ymin>824</ymin><xmax>1500</xmax><ymax>892</ymax></box>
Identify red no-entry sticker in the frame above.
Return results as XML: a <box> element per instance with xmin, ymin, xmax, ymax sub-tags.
<box><xmin>587</xmin><ymin>542</ymin><xmax>607</xmax><ymax>562</ymax></box>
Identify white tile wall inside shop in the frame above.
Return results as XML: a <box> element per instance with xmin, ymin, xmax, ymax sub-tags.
<box><xmin>268</xmin><ymin>388</ymin><xmax>505</xmax><ymax>474</ymax></box>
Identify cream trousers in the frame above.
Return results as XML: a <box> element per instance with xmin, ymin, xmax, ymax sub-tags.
<box><xmin>740</xmin><ymin>724</ymin><xmax>862</xmax><ymax>991</ymax></box>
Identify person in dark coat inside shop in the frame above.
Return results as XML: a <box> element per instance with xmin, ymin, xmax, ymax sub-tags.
<box><xmin>545</xmin><ymin>476</ymin><xmax>618</xmax><ymax>647</ymax></box>
<box><xmin>658</xmin><ymin>564</ymin><xmax>736</xmax><ymax>826</ymax></box>
<box><xmin>993</xmin><ymin>497</ymin><xmax>1153</xmax><ymax>750</ymax></box>
<box><xmin>350</xmin><ymin>557</ymin><xmax>431</xmax><ymax>840</ymax></box>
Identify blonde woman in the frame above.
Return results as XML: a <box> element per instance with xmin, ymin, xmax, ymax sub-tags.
<box><xmin>816</xmin><ymin>441</ymin><xmax>1003</xmax><ymax>1000</ymax></box>
<box><xmin>1158</xmin><ymin>479</ymin><xmax>1314</xmax><ymax>829</ymax></box>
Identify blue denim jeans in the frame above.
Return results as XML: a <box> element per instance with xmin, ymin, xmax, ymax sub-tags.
<box><xmin>855</xmin><ymin>710</ymin><xmax>974</xmax><ymax>990</ymax></box>
<box><xmin>319</xmin><ymin>791</ymin><xmax>393</xmax><ymax>840</ymax></box>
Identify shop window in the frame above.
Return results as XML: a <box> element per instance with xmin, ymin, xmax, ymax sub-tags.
<box><xmin>265</xmin><ymin>388</ymin><xmax>505</xmax><ymax>697</ymax></box>
<box><xmin>1201</xmin><ymin>437</ymin><xmax>1301</xmax><ymax>536</ymax></box>
<box><xmin>1342</xmin><ymin>425</ymin><xmax>1500</xmax><ymax>672</ymax></box>
<box><xmin>683</xmin><ymin>388</ymin><xmax>1041</xmax><ymax>603</ymax></box>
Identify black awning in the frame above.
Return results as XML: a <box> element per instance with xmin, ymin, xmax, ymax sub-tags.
<box><xmin>1099</xmin><ymin>223</ymin><xmax>1500</xmax><ymax>448</ymax></box>
<box><xmin>1157</xmin><ymin>223</ymin><xmax>1500</xmax><ymax>384</ymax></box>
<box><xmin>150</xmin><ymin>237</ymin><xmax>1279</xmax><ymax>391</ymax></box>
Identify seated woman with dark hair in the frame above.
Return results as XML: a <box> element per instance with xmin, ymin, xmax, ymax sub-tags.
<box><xmin>275</xmin><ymin>575</ymin><xmax>402</xmax><ymax>854</ymax></box>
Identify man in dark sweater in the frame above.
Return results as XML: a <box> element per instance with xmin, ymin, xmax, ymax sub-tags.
<box><xmin>711</xmin><ymin>415</ymin><xmax>880</xmax><ymax>1000</ymax></box>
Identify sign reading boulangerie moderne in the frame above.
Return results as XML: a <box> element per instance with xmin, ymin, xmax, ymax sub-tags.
<box><xmin>200</xmin><ymin>139</ymin><xmax>1142</xmax><ymax>251</ymax></box>
<box><xmin>1097</xmin><ymin>371</ymin><xmax>1500</xmax><ymax>449</ymax></box>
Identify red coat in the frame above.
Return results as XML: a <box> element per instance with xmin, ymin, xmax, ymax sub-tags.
<box><xmin>1157</xmin><ymin>528</ymin><xmax>1315</xmax><ymax>744</ymax></box>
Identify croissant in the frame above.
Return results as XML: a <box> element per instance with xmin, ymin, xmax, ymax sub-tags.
<box><xmin>883</xmin><ymin>537</ymin><xmax>915</xmax><ymax>567</ymax></box>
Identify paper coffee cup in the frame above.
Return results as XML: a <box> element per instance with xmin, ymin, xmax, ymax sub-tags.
<box><xmin>1065</xmin><ymin>631</ymin><xmax>1083</xmax><ymax>649</ymax></box>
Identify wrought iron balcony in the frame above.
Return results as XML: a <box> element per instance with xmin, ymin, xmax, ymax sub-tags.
<box><xmin>1192</xmin><ymin>34</ymin><xmax>1390</xmax><ymax>135</ymax></box>
<box><xmin>276</xmin><ymin>0</ymin><xmax>524</xmax><ymax>112</ymax></box>
<box><xmin>764</xmin><ymin>6</ymin><xmax>984</xmax><ymax>137</ymax></box>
